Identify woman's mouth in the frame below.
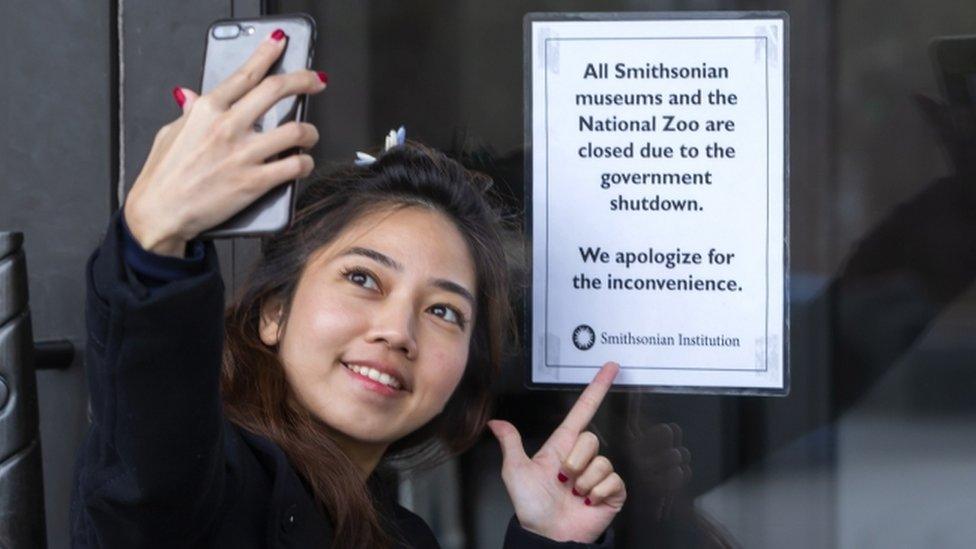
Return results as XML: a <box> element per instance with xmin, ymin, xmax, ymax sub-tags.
<box><xmin>341</xmin><ymin>362</ymin><xmax>405</xmax><ymax>396</ymax></box>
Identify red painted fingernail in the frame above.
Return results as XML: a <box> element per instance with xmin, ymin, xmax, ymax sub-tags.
<box><xmin>316</xmin><ymin>71</ymin><xmax>328</xmax><ymax>84</ymax></box>
<box><xmin>271</xmin><ymin>29</ymin><xmax>286</xmax><ymax>41</ymax></box>
<box><xmin>557</xmin><ymin>472</ymin><xmax>568</xmax><ymax>483</ymax></box>
<box><xmin>572</xmin><ymin>488</ymin><xmax>580</xmax><ymax>497</ymax></box>
<box><xmin>172</xmin><ymin>87</ymin><xmax>185</xmax><ymax>108</ymax></box>
<box><xmin>584</xmin><ymin>497</ymin><xmax>592</xmax><ymax>506</ymax></box>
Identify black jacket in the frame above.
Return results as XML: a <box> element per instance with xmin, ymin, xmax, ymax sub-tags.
<box><xmin>70</xmin><ymin>212</ymin><xmax>611</xmax><ymax>548</ymax></box>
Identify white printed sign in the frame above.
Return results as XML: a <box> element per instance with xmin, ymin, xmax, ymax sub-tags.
<box><xmin>527</xmin><ymin>13</ymin><xmax>788</xmax><ymax>394</ymax></box>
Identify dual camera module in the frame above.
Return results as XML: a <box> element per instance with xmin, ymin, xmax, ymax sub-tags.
<box><xmin>212</xmin><ymin>23</ymin><xmax>255</xmax><ymax>40</ymax></box>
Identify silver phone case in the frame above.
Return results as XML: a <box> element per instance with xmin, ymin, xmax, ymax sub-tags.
<box><xmin>200</xmin><ymin>14</ymin><xmax>316</xmax><ymax>239</ymax></box>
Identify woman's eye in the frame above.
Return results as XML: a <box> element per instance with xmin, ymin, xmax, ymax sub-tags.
<box><xmin>344</xmin><ymin>269</ymin><xmax>380</xmax><ymax>291</ymax></box>
<box><xmin>430</xmin><ymin>304</ymin><xmax>466</xmax><ymax>328</ymax></box>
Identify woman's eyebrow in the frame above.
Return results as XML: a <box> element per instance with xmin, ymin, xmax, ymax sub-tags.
<box><xmin>341</xmin><ymin>246</ymin><xmax>403</xmax><ymax>270</ymax></box>
<box><xmin>431</xmin><ymin>279</ymin><xmax>475</xmax><ymax>307</ymax></box>
<box><xmin>340</xmin><ymin>246</ymin><xmax>475</xmax><ymax>307</ymax></box>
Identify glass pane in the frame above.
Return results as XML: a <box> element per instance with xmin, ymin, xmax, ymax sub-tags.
<box><xmin>273</xmin><ymin>1</ymin><xmax>976</xmax><ymax>547</ymax></box>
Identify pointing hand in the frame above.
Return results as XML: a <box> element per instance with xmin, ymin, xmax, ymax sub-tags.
<box><xmin>488</xmin><ymin>362</ymin><xmax>626</xmax><ymax>543</ymax></box>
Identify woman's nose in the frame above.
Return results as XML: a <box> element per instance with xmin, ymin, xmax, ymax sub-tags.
<box><xmin>367</xmin><ymin>296</ymin><xmax>418</xmax><ymax>359</ymax></box>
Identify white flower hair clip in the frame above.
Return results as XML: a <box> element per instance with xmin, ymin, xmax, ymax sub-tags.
<box><xmin>354</xmin><ymin>126</ymin><xmax>406</xmax><ymax>166</ymax></box>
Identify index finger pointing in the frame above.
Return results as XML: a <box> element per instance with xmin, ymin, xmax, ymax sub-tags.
<box><xmin>208</xmin><ymin>29</ymin><xmax>287</xmax><ymax>108</ymax></box>
<box><xmin>558</xmin><ymin>362</ymin><xmax>620</xmax><ymax>435</ymax></box>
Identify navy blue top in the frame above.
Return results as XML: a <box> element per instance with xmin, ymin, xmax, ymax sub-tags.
<box><xmin>119</xmin><ymin>210</ymin><xmax>205</xmax><ymax>286</ymax></box>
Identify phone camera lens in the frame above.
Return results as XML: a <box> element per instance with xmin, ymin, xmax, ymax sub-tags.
<box><xmin>212</xmin><ymin>24</ymin><xmax>241</xmax><ymax>40</ymax></box>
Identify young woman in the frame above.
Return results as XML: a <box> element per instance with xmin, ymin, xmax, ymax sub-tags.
<box><xmin>71</xmin><ymin>29</ymin><xmax>626</xmax><ymax>548</ymax></box>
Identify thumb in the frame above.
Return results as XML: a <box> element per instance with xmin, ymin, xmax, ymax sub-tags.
<box><xmin>487</xmin><ymin>420</ymin><xmax>529</xmax><ymax>466</ymax></box>
<box><xmin>171</xmin><ymin>86</ymin><xmax>200</xmax><ymax>113</ymax></box>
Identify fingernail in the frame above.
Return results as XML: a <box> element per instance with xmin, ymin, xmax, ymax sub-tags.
<box><xmin>172</xmin><ymin>86</ymin><xmax>185</xmax><ymax>108</ymax></box>
<box><xmin>271</xmin><ymin>29</ymin><xmax>286</xmax><ymax>42</ymax></box>
<box><xmin>557</xmin><ymin>472</ymin><xmax>568</xmax><ymax>483</ymax></box>
<box><xmin>571</xmin><ymin>488</ymin><xmax>580</xmax><ymax>497</ymax></box>
<box><xmin>316</xmin><ymin>71</ymin><xmax>328</xmax><ymax>84</ymax></box>
<box><xmin>584</xmin><ymin>497</ymin><xmax>592</xmax><ymax>506</ymax></box>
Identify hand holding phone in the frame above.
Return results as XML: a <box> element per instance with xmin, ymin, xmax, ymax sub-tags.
<box><xmin>123</xmin><ymin>24</ymin><xmax>325</xmax><ymax>257</ymax></box>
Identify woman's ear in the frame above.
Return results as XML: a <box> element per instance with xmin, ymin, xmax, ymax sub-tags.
<box><xmin>259</xmin><ymin>298</ymin><xmax>285</xmax><ymax>347</ymax></box>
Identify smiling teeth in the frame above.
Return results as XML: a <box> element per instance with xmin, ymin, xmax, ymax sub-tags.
<box><xmin>345</xmin><ymin>363</ymin><xmax>401</xmax><ymax>390</ymax></box>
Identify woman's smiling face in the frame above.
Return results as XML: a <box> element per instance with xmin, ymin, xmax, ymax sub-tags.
<box><xmin>259</xmin><ymin>205</ymin><xmax>477</xmax><ymax>453</ymax></box>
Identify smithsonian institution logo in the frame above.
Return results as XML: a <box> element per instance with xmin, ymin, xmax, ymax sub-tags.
<box><xmin>572</xmin><ymin>324</ymin><xmax>596</xmax><ymax>351</ymax></box>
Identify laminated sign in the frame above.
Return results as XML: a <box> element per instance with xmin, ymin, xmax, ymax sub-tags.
<box><xmin>525</xmin><ymin>12</ymin><xmax>788</xmax><ymax>395</ymax></box>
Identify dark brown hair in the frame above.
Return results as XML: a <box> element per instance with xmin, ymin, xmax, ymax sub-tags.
<box><xmin>220</xmin><ymin>142</ymin><xmax>516</xmax><ymax>547</ymax></box>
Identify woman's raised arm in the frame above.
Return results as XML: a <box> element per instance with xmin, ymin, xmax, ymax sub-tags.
<box><xmin>72</xmin><ymin>30</ymin><xmax>325</xmax><ymax>546</ymax></box>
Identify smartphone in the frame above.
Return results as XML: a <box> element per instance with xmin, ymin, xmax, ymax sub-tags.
<box><xmin>200</xmin><ymin>14</ymin><xmax>316</xmax><ymax>239</ymax></box>
<box><xmin>931</xmin><ymin>35</ymin><xmax>976</xmax><ymax>106</ymax></box>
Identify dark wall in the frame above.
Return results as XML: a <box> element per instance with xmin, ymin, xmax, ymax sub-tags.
<box><xmin>1</xmin><ymin>1</ymin><xmax>113</xmax><ymax>546</ymax></box>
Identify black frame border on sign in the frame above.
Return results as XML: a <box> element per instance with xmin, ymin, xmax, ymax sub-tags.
<box><xmin>522</xmin><ymin>11</ymin><xmax>791</xmax><ymax>397</ymax></box>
